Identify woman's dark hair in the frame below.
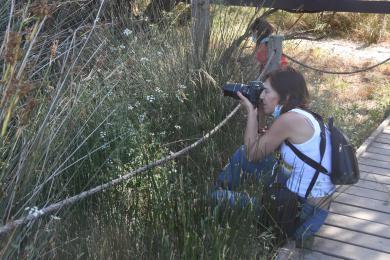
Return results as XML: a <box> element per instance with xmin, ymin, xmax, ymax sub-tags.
<box><xmin>264</xmin><ymin>67</ymin><xmax>309</xmax><ymax>113</ymax></box>
<box><xmin>250</xmin><ymin>18</ymin><xmax>274</xmax><ymax>46</ymax></box>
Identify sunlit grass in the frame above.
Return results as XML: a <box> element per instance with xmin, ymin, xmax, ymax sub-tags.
<box><xmin>1</xmin><ymin>1</ymin><xmax>389</xmax><ymax>259</ymax></box>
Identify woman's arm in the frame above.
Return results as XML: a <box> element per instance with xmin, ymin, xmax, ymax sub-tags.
<box><xmin>237</xmin><ymin>92</ymin><xmax>292</xmax><ymax>162</ymax></box>
<box><xmin>247</xmin><ymin>116</ymin><xmax>291</xmax><ymax>161</ymax></box>
<box><xmin>243</xmin><ymin>108</ymin><xmax>258</xmax><ymax>153</ymax></box>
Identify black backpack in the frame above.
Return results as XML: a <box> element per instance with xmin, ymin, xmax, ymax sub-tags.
<box><xmin>285</xmin><ymin>113</ymin><xmax>360</xmax><ymax>193</ymax></box>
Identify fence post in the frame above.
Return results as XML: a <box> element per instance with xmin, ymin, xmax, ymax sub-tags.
<box><xmin>191</xmin><ymin>0</ymin><xmax>210</xmax><ymax>68</ymax></box>
<box><xmin>265</xmin><ymin>35</ymin><xmax>284</xmax><ymax>75</ymax></box>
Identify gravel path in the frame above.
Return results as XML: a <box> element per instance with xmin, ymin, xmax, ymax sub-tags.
<box><xmin>288</xmin><ymin>38</ymin><xmax>390</xmax><ymax>63</ymax></box>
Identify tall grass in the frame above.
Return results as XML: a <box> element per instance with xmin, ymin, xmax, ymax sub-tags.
<box><xmin>1</xmin><ymin>1</ymin><xmax>389</xmax><ymax>259</ymax></box>
<box><xmin>0</xmin><ymin>1</ymin><xmax>277</xmax><ymax>258</ymax></box>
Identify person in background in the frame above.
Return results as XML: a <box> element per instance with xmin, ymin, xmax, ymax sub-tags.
<box><xmin>250</xmin><ymin>18</ymin><xmax>288</xmax><ymax>72</ymax></box>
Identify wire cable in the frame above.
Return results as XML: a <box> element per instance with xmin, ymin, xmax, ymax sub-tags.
<box><xmin>284</xmin><ymin>53</ymin><xmax>390</xmax><ymax>75</ymax></box>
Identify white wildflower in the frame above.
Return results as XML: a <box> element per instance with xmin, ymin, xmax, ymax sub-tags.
<box><xmin>176</xmin><ymin>93</ymin><xmax>185</xmax><ymax>103</ymax></box>
<box><xmin>146</xmin><ymin>95</ymin><xmax>155</xmax><ymax>102</ymax></box>
<box><xmin>140</xmin><ymin>57</ymin><xmax>149</xmax><ymax>62</ymax></box>
<box><xmin>178</xmin><ymin>84</ymin><xmax>187</xmax><ymax>89</ymax></box>
<box><xmin>100</xmin><ymin>131</ymin><xmax>107</xmax><ymax>139</ymax></box>
<box><xmin>146</xmin><ymin>79</ymin><xmax>152</xmax><ymax>83</ymax></box>
<box><xmin>119</xmin><ymin>45</ymin><xmax>126</xmax><ymax>49</ymax></box>
<box><xmin>123</xmin><ymin>28</ymin><xmax>132</xmax><ymax>36</ymax></box>
<box><xmin>138</xmin><ymin>113</ymin><xmax>146</xmax><ymax>123</ymax></box>
<box><xmin>174</xmin><ymin>125</ymin><xmax>181</xmax><ymax>130</ymax></box>
<box><xmin>128</xmin><ymin>105</ymin><xmax>134</xmax><ymax>110</ymax></box>
<box><xmin>157</xmin><ymin>51</ymin><xmax>163</xmax><ymax>56</ymax></box>
<box><xmin>135</xmin><ymin>101</ymin><xmax>140</xmax><ymax>107</ymax></box>
<box><xmin>155</xmin><ymin>87</ymin><xmax>162</xmax><ymax>93</ymax></box>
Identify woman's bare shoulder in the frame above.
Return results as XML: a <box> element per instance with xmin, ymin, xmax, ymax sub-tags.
<box><xmin>278</xmin><ymin>111</ymin><xmax>314</xmax><ymax>142</ymax></box>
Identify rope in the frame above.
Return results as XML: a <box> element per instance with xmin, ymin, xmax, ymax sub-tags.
<box><xmin>284</xmin><ymin>53</ymin><xmax>390</xmax><ymax>75</ymax></box>
<box><xmin>0</xmin><ymin>105</ymin><xmax>241</xmax><ymax>236</ymax></box>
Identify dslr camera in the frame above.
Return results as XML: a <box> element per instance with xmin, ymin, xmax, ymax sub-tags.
<box><xmin>223</xmin><ymin>81</ymin><xmax>265</xmax><ymax>106</ymax></box>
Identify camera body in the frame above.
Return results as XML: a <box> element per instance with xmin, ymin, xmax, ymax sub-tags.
<box><xmin>223</xmin><ymin>81</ymin><xmax>265</xmax><ymax>106</ymax></box>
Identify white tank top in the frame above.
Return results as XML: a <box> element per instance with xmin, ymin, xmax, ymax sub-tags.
<box><xmin>280</xmin><ymin>108</ymin><xmax>336</xmax><ymax>198</ymax></box>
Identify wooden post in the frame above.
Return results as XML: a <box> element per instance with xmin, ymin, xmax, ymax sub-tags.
<box><xmin>258</xmin><ymin>35</ymin><xmax>283</xmax><ymax>132</ymax></box>
<box><xmin>265</xmin><ymin>35</ymin><xmax>284</xmax><ymax>75</ymax></box>
<box><xmin>191</xmin><ymin>0</ymin><xmax>210</xmax><ymax>68</ymax></box>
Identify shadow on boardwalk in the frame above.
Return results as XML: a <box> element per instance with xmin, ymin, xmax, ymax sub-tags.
<box><xmin>277</xmin><ymin>116</ymin><xmax>390</xmax><ymax>260</ymax></box>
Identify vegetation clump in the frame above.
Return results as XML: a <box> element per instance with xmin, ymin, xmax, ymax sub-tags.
<box><xmin>0</xmin><ymin>1</ymin><xmax>388</xmax><ymax>259</ymax></box>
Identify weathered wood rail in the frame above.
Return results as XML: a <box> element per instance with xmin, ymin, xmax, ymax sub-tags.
<box><xmin>303</xmin><ymin>116</ymin><xmax>390</xmax><ymax>260</ymax></box>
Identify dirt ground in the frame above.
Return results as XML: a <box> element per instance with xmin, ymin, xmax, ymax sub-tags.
<box><xmin>286</xmin><ymin>38</ymin><xmax>390</xmax><ymax>146</ymax></box>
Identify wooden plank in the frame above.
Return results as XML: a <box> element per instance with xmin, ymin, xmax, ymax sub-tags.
<box><xmin>333</xmin><ymin>193</ymin><xmax>390</xmax><ymax>214</ymax></box>
<box><xmin>336</xmin><ymin>185</ymin><xmax>390</xmax><ymax>202</ymax></box>
<box><xmin>302</xmin><ymin>250</ymin><xmax>342</xmax><ymax>260</ymax></box>
<box><xmin>330</xmin><ymin>202</ymin><xmax>390</xmax><ymax>225</ymax></box>
<box><xmin>377</xmin><ymin>137</ymin><xmax>390</xmax><ymax>145</ymax></box>
<box><xmin>359</xmin><ymin>158</ymin><xmax>390</xmax><ymax>170</ymax></box>
<box><xmin>356</xmin><ymin>117</ymin><xmax>390</xmax><ymax>159</ymax></box>
<box><xmin>360</xmin><ymin>152</ymin><xmax>390</xmax><ymax>163</ymax></box>
<box><xmin>378</xmin><ymin>133</ymin><xmax>390</xmax><ymax>140</ymax></box>
<box><xmin>325</xmin><ymin>213</ymin><xmax>390</xmax><ymax>238</ymax></box>
<box><xmin>360</xmin><ymin>172</ymin><xmax>390</xmax><ymax>185</ymax></box>
<box><xmin>353</xmin><ymin>178</ymin><xmax>390</xmax><ymax>192</ymax></box>
<box><xmin>359</xmin><ymin>164</ymin><xmax>390</xmax><ymax>176</ymax></box>
<box><xmin>367</xmin><ymin>146</ymin><xmax>390</xmax><ymax>156</ymax></box>
<box><xmin>372</xmin><ymin>142</ymin><xmax>390</xmax><ymax>150</ymax></box>
<box><xmin>316</xmin><ymin>225</ymin><xmax>390</xmax><ymax>253</ymax></box>
<box><xmin>309</xmin><ymin>236</ymin><xmax>390</xmax><ymax>260</ymax></box>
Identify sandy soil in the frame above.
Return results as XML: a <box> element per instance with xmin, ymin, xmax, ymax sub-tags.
<box><xmin>286</xmin><ymin>38</ymin><xmax>390</xmax><ymax>63</ymax></box>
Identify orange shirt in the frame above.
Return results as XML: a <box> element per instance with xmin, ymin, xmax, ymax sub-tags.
<box><xmin>256</xmin><ymin>44</ymin><xmax>287</xmax><ymax>69</ymax></box>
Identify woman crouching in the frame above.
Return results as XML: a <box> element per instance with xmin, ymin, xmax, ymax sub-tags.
<box><xmin>214</xmin><ymin>67</ymin><xmax>335</xmax><ymax>245</ymax></box>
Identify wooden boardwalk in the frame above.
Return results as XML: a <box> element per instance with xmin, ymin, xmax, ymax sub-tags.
<box><xmin>303</xmin><ymin>116</ymin><xmax>390</xmax><ymax>260</ymax></box>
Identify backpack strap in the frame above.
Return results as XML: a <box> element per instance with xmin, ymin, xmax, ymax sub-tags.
<box><xmin>284</xmin><ymin>111</ymin><xmax>328</xmax><ymax>198</ymax></box>
<box><xmin>284</xmin><ymin>140</ymin><xmax>328</xmax><ymax>174</ymax></box>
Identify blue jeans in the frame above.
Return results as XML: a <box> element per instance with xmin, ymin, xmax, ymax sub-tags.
<box><xmin>293</xmin><ymin>197</ymin><xmax>329</xmax><ymax>242</ymax></box>
<box><xmin>214</xmin><ymin>145</ymin><xmax>276</xmax><ymax>190</ymax></box>
<box><xmin>212</xmin><ymin>145</ymin><xmax>329</xmax><ymax>240</ymax></box>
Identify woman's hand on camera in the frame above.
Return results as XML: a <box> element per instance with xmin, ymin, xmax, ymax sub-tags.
<box><xmin>237</xmin><ymin>91</ymin><xmax>256</xmax><ymax>115</ymax></box>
